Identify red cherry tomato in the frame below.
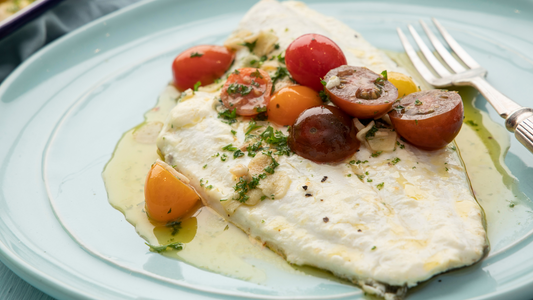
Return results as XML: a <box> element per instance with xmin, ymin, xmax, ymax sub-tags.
<box><xmin>285</xmin><ymin>34</ymin><xmax>347</xmax><ymax>92</ymax></box>
<box><xmin>172</xmin><ymin>45</ymin><xmax>235</xmax><ymax>91</ymax></box>
<box><xmin>267</xmin><ymin>86</ymin><xmax>323</xmax><ymax>126</ymax></box>
<box><xmin>324</xmin><ymin>66</ymin><xmax>397</xmax><ymax>119</ymax></box>
<box><xmin>389</xmin><ymin>90</ymin><xmax>463</xmax><ymax>150</ymax></box>
<box><xmin>220</xmin><ymin>68</ymin><xmax>272</xmax><ymax>116</ymax></box>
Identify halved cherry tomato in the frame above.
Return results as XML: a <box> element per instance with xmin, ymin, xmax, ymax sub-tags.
<box><xmin>389</xmin><ymin>90</ymin><xmax>463</xmax><ymax>150</ymax></box>
<box><xmin>288</xmin><ymin>105</ymin><xmax>360</xmax><ymax>163</ymax></box>
<box><xmin>145</xmin><ymin>161</ymin><xmax>200</xmax><ymax>222</ymax></box>
<box><xmin>285</xmin><ymin>34</ymin><xmax>347</xmax><ymax>92</ymax></box>
<box><xmin>220</xmin><ymin>68</ymin><xmax>272</xmax><ymax>116</ymax></box>
<box><xmin>324</xmin><ymin>66</ymin><xmax>398</xmax><ymax>119</ymax></box>
<box><xmin>267</xmin><ymin>86</ymin><xmax>322</xmax><ymax>126</ymax></box>
<box><xmin>172</xmin><ymin>45</ymin><xmax>234</xmax><ymax>91</ymax></box>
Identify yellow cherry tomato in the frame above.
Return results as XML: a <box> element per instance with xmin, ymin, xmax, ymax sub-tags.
<box><xmin>388</xmin><ymin>71</ymin><xmax>419</xmax><ymax>98</ymax></box>
<box><xmin>267</xmin><ymin>86</ymin><xmax>323</xmax><ymax>126</ymax></box>
<box><xmin>144</xmin><ymin>162</ymin><xmax>200</xmax><ymax>222</ymax></box>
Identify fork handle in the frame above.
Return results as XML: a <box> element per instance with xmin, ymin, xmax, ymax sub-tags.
<box><xmin>464</xmin><ymin>77</ymin><xmax>523</xmax><ymax>118</ymax></box>
<box><xmin>459</xmin><ymin>77</ymin><xmax>533</xmax><ymax>152</ymax></box>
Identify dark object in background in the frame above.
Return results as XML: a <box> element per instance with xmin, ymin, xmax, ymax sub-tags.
<box><xmin>0</xmin><ymin>0</ymin><xmax>141</xmax><ymax>84</ymax></box>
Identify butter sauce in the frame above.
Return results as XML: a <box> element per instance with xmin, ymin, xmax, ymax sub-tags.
<box><xmin>103</xmin><ymin>54</ymin><xmax>531</xmax><ymax>285</ymax></box>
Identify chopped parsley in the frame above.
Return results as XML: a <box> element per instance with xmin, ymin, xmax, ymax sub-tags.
<box><xmin>245</xmin><ymin>119</ymin><xmax>262</xmax><ymax>135</ymax></box>
<box><xmin>376</xmin><ymin>182</ymin><xmax>384</xmax><ymax>190</ymax></box>
<box><xmin>465</xmin><ymin>120</ymin><xmax>478</xmax><ymax>126</ymax></box>
<box><xmin>263</xmin><ymin>151</ymin><xmax>279</xmax><ymax>174</ymax></box>
<box><xmin>166</xmin><ymin>221</ymin><xmax>182</xmax><ymax>236</ymax></box>
<box><xmin>393</xmin><ymin>105</ymin><xmax>404</xmax><ymax>113</ymax></box>
<box><xmin>371</xmin><ymin>151</ymin><xmax>383</xmax><ymax>157</ymax></box>
<box><xmin>396</xmin><ymin>141</ymin><xmax>405</xmax><ymax>149</ymax></box>
<box><xmin>250</xmin><ymin>68</ymin><xmax>266</xmax><ymax>79</ymax></box>
<box><xmin>193</xmin><ymin>81</ymin><xmax>201</xmax><ymax>91</ymax></box>
<box><xmin>146</xmin><ymin>242</ymin><xmax>183</xmax><ymax>253</ymax></box>
<box><xmin>415</xmin><ymin>99</ymin><xmax>423</xmax><ymax>106</ymax></box>
<box><xmin>371</xmin><ymin>246</ymin><xmax>377</xmax><ymax>251</ymax></box>
<box><xmin>391</xmin><ymin>157</ymin><xmax>401</xmax><ymax>165</ymax></box>
<box><xmin>270</xmin><ymin>67</ymin><xmax>291</xmax><ymax>92</ymax></box>
<box><xmin>218</xmin><ymin>108</ymin><xmax>237</xmax><ymax>124</ymax></box>
<box><xmin>233</xmin><ymin>149</ymin><xmax>244</xmax><ymax>159</ymax></box>
<box><xmin>242</xmin><ymin>40</ymin><xmax>257</xmax><ymax>52</ymax></box>
<box><xmin>190</xmin><ymin>52</ymin><xmax>203</xmax><ymax>58</ymax></box>
<box><xmin>365</xmin><ymin>126</ymin><xmax>379</xmax><ymax>138</ymax></box>
<box><xmin>231</xmin><ymin>129</ymin><xmax>236</xmax><ymax>136</ymax></box>
<box><xmin>222</xmin><ymin>144</ymin><xmax>238</xmax><ymax>151</ymax></box>
<box><xmin>221</xmin><ymin>153</ymin><xmax>228</xmax><ymax>161</ymax></box>
<box><xmin>227</xmin><ymin>83</ymin><xmax>252</xmax><ymax>96</ymax></box>
<box><xmin>367</xmin><ymin>178</ymin><xmax>373</xmax><ymax>182</ymax></box>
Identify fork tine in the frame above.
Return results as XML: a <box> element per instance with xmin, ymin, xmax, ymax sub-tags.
<box><xmin>407</xmin><ymin>24</ymin><xmax>452</xmax><ymax>78</ymax></box>
<box><xmin>396</xmin><ymin>28</ymin><xmax>438</xmax><ymax>85</ymax></box>
<box><xmin>432</xmin><ymin>18</ymin><xmax>481</xmax><ymax>69</ymax></box>
<box><xmin>419</xmin><ymin>20</ymin><xmax>466</xmax><ymax>73</ymax></box>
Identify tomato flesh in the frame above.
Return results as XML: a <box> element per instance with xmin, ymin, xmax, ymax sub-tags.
<box><xmin>324</xmin><ymin>65</ymin><xmax>397</xmax><ymax>119</ymax></box>
<box><xmin>267</xmin><ymin>86</ymin><xmax>322</xmax><ymax>126</ymax></box>
<box><xmin>172</xmin><ymin>45</ymin><xmax>234</xmax><ymax>91</ymax></box>
<box><xmin>285</xmin><ymin>34</ymin><xmax>347</xmax><ymax>92</ymax></box>
<box><xmin>145</xmin><ymin>162</ymin><xmax>200</xmax><ymax>223</ymax></box>
<box><xmin>288</xmin><ymin>105</ymin><xmax>360</xmax><ymax>163</ymax></box>
<box><xmin>389</xmin><ymin>90</ymin><xmax>463</xmax><ymax>150</ymax></box>
<box><xmin>221</xmin><ymin>68</ymin><xmax>272</xmax><ymax>116</ymax></box>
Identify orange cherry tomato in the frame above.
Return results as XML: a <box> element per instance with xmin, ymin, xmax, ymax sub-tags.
<box><xmin>267</xmin><ymin>86</ymin><xmax>323</xmax><ymax>126</ymax></box>
<box><xmin>324</xmin><ymin>66</ymin><xmax>397</xmax><ymax>119</ymax></box>
<box><xmin>144</xmin><ymin>162</ymin><xmax>200</xmax><ymax>222</ymax></box>
<box><xmin>389</xmin><ymin>90</ymin><xmax>463</xmax><ymax>150</ymax></box>
<box><xmin>172</xmin><ymin>45</ymin><xmax>235</xmax><ymax>91</ymax></box>
<box><xmin>220</xmin><ymin>68</ymin><xmax>272</xmax><ymax>116</ymax></box>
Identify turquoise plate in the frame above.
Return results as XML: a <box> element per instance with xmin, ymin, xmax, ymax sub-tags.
<box><xmin>1</xmin><ymin>0</ymin><xmax>533</xmax><ymax>299</ymax></box>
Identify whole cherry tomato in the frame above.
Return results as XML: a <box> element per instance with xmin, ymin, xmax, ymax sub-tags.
<box><xmin>285</xmin><ymin>34</ymin><xmax>347</xmax><ymax>92</ymax></box>
<box><xmin>267</xmin><ymin>86</ymin><xmax>322</xmax><ymax>126</ymax></box>
<box><xmin>389</xmin><ymin>90</ymin><xmax>463</xmax><ymax>150</ymax></box>
<box><xmin>220</xmin><ymin>68</ymin><xmax>272</xmax><ymax>116</ymax></box>
<box><xmin>172</xmin><ymin>45</ymin><xmax>234</xmax><ymax>91</ymax></box>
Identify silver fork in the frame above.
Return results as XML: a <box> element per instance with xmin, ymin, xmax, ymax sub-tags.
<box><xmin>397</xmin><ymin>18</ymin><xmax>533</xmax><ymax>153</ymax></box>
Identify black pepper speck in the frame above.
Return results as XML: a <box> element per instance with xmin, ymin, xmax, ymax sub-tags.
<box><xmin>302</xmin><ymin>185</ymin><xmax>308</xmax><ymax>190</ymax></box>
<box><xmin>305</xmin><ymin>193</ymin><xmax>312</xmax><ymax>197</ymax></box>
<box><xmin>323</xmin><ymin>217</ymin><xmax>329</xmax><ymax>223</ymax></box>
<box><xmin>321</xmin><ymin>176</ymin><xmax>328</xmax><ymax>182</ymax></box>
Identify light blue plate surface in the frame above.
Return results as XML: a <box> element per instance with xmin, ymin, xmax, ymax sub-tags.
<box><xmin>1</xmin><ymin>0</ymin><xmax>533</xmax><ymax>299</ymax></box>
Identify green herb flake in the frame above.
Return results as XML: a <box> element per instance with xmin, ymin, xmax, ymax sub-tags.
<box><xmin>391</xmin><ymin>157</ymin><xmax>401</xmax><ymax>165</ymax></box>
<box><xmin>146</xmin><ymin>242</ymin><xmax>183</xmax><ymax>253</ymax></box>
<box><xmin>371</xmin><ymin>246</ymin><xmax>377</xmax><ymax>251</ymax></box>
<box><xmin>218</xmin><ymin>108</ymin><xmax>237</xmax><ymax>124</ymax></box>
<box><xmin>166</xmin><ymin>221</ymin><xmax>182</xmax><ymax>236</ymax></box>
<box><xmin>347</xmin><ymin>174</ymin><xmax>352</xmax><ymax>177</ymax></box>
<box><xmin>222</xmin><ymin>144</ymin><xmax>238</xmax><ymax>151</ymax></box>
<box><xmin>465</xmin><ymin>120</ymin><xmax>479</xmax><ymax>126</ymax></box>
<box><xmin>190</xmin><ymin>52</ymin><xmax>203</xmax><ymax>58</ymax></box>
<box><xmin>231</xmin><ymin>130</ymin><xmax>237</xmax><ymax>136</ymax></box>
<box><xmin>415</xmin><ymin>99</ymin><xmax>423</xmax><ymax>106</ymax></box>
<box><xmin>242</xmin><ymin>40</ymin><xmax>257</xmax><ymax>52</ymax></box>
<box><xmin>203</xmin><ymin>164</ymin><xmax>207</xmax><ymax>169</ymax></box>
<box><xmin>396</xmin><ymin>141</ymin><xmax>405</xmax><ymax>149</ymax></box>
<box><xmin>371</xmin><ymin>151</ymin><xmax>383</xmax><ymax>157</ymax></box>
<box><xmin>251</xmin><ymin>69</ymin><xmax>264</xmax><ymax>79</ymax></box>
<box><xmin>233</xmin><ymin>150</ymin><xmax>244</xmax><ymax>159</ymax></box>
<box><xmin>193</xmin><ymin>81</ymin><xmax>201</xmax><ymax>91</ymax></box>
<box><xmin>349</xmin><ymin>160</ymin><xmax>356</xmax><ymax>165</ymax></box>
<box><xmin>227</xmin><ymin>83</ymin><xmax>252</xmax><ymax>96</ymax></box>
<box><xmin>221</xmin><ymin>154</ymin><xmax>228</xmax><ymax>161</ymax></box>
<box><xmin>366</xmin><ymin>126</ymin><xmax>379</xmax><ymax>139</ymax></box>
<box><xmin>224</xmin><ymin>225</ymin><xmax>229</xmax><ymax>231</ymax></box>
<box><xmin>376</xmin><ymin>182</ymin><xmax>384</xmax><ymax>190</ymax></box>
<box><xmin>367</xmin><ymin>178</ymin><xmax>373</xmax><ymax>182</ymax></box>
<box><xmin>451</xmin><ymin>145</ymin><xmax>457</xmax><ymax>151</ymax></box>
